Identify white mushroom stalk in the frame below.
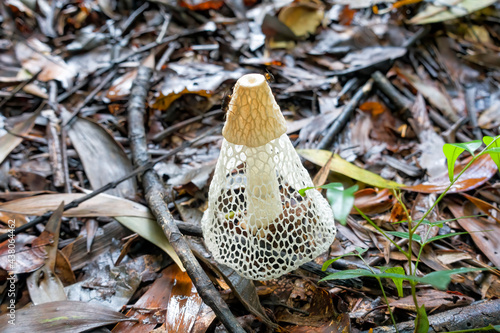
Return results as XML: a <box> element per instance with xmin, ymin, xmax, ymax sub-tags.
<box><xmin>202</xmin><ymin>74</ymin><xmax>336</xmax><ymax>280</ymax></box>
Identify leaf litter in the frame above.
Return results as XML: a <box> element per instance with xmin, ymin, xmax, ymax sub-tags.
<box><xmin>1</xmin><ymin>1</ymin><xmax>500</xmax><ymax>332</ymax></box>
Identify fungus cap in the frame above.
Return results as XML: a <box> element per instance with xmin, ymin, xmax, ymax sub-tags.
<box><xmin>202</xmin><ymin>74</ymin><xmax>336</xmax><ymax>281</ymax></box>
<box><xmin>222</xmin><ymin>73</ymin><xmax>287</xmax><ymax>147</ymax></box>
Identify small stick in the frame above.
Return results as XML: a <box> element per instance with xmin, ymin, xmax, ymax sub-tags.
<box><xmin>372</xmin><ymin>71</ymin><xmax>413</xmax><ymax>114</ymax></box>
<box><xmin>63</xmin><ymin>68</ymin><xmax>118</xmax><ymax>127</ymax></box>
<box><xmin>60</xmin><ymin>126</ymin><xmax>72</xmax><ymax>193</ymax></box>
<box><xmin>465</xmin><ymin>84</ymin><xmax>482</xmax><ymax>140</ymax></box>
<box><xmin>428</xmin><ymin>110</ymin><xmax>473</xmax><ymax>143</ymax></box>
<box><xmin>317</xmin><ymin>79</ymin><xmax>373</xmax><ymax>150</ymax></box>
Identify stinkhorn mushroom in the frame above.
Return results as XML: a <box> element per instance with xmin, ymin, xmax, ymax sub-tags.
<box><xmin>202</xmin><ymin>73</ymin><xmax>336</xmax><ymax>280</ymax></box>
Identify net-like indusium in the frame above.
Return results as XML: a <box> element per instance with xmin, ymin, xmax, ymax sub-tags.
<box><xmin>202</xmin><ymin>73</ymin><xmax>336</xmax><ymax>280</ymax></box>
<box><xmin>202</xmin><ymin>132</ymin><xmax>336</xmax><ymax>280</ymax></box>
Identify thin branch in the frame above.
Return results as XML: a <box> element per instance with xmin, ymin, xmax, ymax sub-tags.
<box><xmin>127</xmin><ymin>60</ymin><xmax>245</xmax><ymax>333</ymax></box>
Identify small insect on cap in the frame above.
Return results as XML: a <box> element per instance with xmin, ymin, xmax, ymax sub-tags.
<box><xmin>222</xmin><ymin>73</ymin><xmax>287</xmax><ymax>147</ymax></box>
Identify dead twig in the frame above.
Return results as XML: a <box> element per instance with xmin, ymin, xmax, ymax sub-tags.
<box><xmin>127</xmin><ymin>59</ymin><xmax>245</xmax><ymax>333</ymax></box>
<box><xmin>152</xmin><ymin>109</ymin><xmax>224</xmax><ymax>142</ymax></box>
<box><xmin>317</xmin><ymin>79</ymin><xmax>373</xmax><ymax>150</ymax></box>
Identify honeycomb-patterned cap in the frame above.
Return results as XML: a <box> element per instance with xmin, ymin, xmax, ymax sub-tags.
<box><xmin>222</xmin><ymin>73</ymin><xmax>287</xmax><ymax>147</ymax></box>
<box><xmin>202</xmin><ymin>132</ymin><xmax>337</xmax><ymax>280</ymax></box>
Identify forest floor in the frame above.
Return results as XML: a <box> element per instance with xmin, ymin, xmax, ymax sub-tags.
<box><xmin>0</xmin><ymin>1</ymin><xmax>500</xmax><ymax>332</ymax></box>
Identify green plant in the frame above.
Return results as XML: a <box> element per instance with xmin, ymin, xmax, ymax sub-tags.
<box><xmin>301</xmin><ymin>135</ymin><xmax>500</xmax><ymax>333</ymax></box>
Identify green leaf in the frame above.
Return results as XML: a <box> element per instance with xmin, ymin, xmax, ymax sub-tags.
<box><xmin>485</xmin><ymin>147</ymin><xmax>500</xmax><ymax>154</ymax></box>
<box><xmin>487</xmin><ymin>324</ymin><xmax>500</xmax><ymax>332</ymax></box>
<box><xmin>320</xmin><ymin>267</ymin><xmax>490</xmax><ymax>290</ymax></box>
<box><xmin>423</xmin><ymin>231</ymin><xmax>470</xmax><ymax>246</ymax></box>
<box><xmin>483</xmin><ymin>136</ymin><xmax>500</xmax><ymax>171</ymax></box>
<box><xmin>298</xmin><ymin>150</ymin><xmax>404</xmax><ymax>189</ymax></box>
<box><xmin>298</xmin><ymin>186</ymin><xmax>317</xmax><ymax>197</ymax></box>
<box><xmin>420</xmin><ymin>267</ymin><xmax>491</xmax><ymax>290</ymax></box>
<box><xmin>319</xmin><ymin>269</ymin><xmax>372</xmax><ymax>281</ymax></box>
<box><xmin>299</xmin><ymin>183</ymin><xmax>344</xmax><ymax>197</ymax></box>
<box><xmin>322</xmin><ymin>254</ymin><xmax>352</xmax><ymax>271</ymax></box>
<box><xmin>326</xmin><ymin>184</ymin><xmax>358</xmax><ymax>226</ymax></box>
<box><xmin>379</xmin><ymin>266</ymin><xmax>405</xmax><ymax>297</ymax></box>
<box><xmin>415</xmin><ymin>304</ymin><xmax>429</xmax><ymax>333</ymax></box>
<box><xmin>386</xmin><ymin>231</ymin><xmax>421</xmax><ymax>243</ymax></box>
<box><xmin>354</xmin><ymin>247</ymin><xmax>369</xmax><ymax>255</ymax></box>
<box><xmin>321</xmin><ymin>248</ymin><xmax>369</xmax><ymax>271</ymax></box>
<box><xmin>443</xmin><ymin>141</ymin><xmax>482</xmax><ymax>182</ymax></box>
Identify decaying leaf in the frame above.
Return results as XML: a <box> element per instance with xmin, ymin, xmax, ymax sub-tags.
<box><xmin>449</xmin><ymin>203</ymin><xmax>500</xmax><ymax>268</ymax></box>
<box><xmin>278</xmin><ymin>0</ymin><xmax>324</xmax><ymax>38</ymax></box>
<box><xmin>63</xmin><ymin>111</ymin><xmax>137</xmax><ymax>198</ymax></box>
<box><xmin>409</xmin><ymin>0</ymin><xmax>497</xmax><ymax>25</ymax></box>
<box><xmin>405</xmin><ymin>154</ymin><xmax>498</xmax><ymax>193</ymax></box>
<box><xmin>0</xmin><ymin>300</ymin><xmax>132</xmax><ymax>333</ymax></box>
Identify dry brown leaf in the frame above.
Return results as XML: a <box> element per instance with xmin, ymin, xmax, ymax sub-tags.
<box><xmin>462</xmin><ymin>193</ymin><xmax>500</xmax><ymax>224</ymax></box>
<box><xmin>449</xmin><ymin>202</ymin><xmax>500</xmax><ymax>268</ymax></box>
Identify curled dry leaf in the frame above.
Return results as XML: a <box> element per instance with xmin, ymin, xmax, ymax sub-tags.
<box><xmin>112</xmin><ymin>265</ymin><xmax>202</xmax><ymax>333</ymax></box>
<box><xmin>15</xmin><ymin>39</ymin><xmax>76</xmax><ymax>88</ymax></box>
<box><xmin>397</xmin><ymin>68</ymin><xmax>459</xmax><ymax>122</ymax></box>
<box><xmin>0</xmin><ymin>193</ymin><xmax>184</xmax><ymax>270</ymax></box>
<box><xmin>0</xmin><ymin>235</ymin><xmax>45</xmax><ymax>273</ymax></box>
<box><xmin>27</xmin><ymin>202</ymin><xmax>66</xmax><ymax>305</ymax></box>
<box><xmin>106</xmin><ymin>69</ymin><xmax>138</xmax><ymax>101</ymax></box>
<box><xmin>278</xmin><ymin>0</ymin><xmax>325</xmax><ymax>38</ymax></box>
<box><xmin>478</xmin><ymin>101</ymin><xmax>500</xmax><ymax>129</ymax></box>
<box><xmin>0</xmin><ymin>193</ymin><xmax>152</xmax><ymax>218</ymax></box>
<box><xmin>462</xmin><ymin>193</ymin><xmax>500</xmax><ymax>224</ymax></box>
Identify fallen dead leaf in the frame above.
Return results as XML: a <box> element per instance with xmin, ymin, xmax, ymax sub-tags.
<box><xmin>405</xmin><ymin>154</ymin><xmax>498</xmax><ymax>193</ymax></box>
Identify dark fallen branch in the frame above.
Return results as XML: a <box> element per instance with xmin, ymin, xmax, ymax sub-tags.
<box><xmin>428</xmin><ymin>109</ymin><xmax>473</xmax><ymax>143</ymax></box>
<box><xmin>127</xmin><ymin>59</ymin><xmax>245</xmax><ymax>333</ymax></box>
<box><xmin>367</xmin><ymin>298</ymin><xmax>500</xmax><ymax>333</ymax></box>
<box><xmin>317</xmin><ymin>78</ymin><xmax>373</xmax><ymax>150</ymax></box>
<box><xmin>63</xmin><ymin>68</ymin><xmax>119</xmax><ymax>127</ymax></box>
<box><xmin>372</xmin><ymin>71</ymin><xmax>413</xmax><ymax>115</ymax></box>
